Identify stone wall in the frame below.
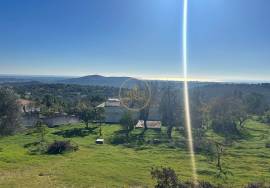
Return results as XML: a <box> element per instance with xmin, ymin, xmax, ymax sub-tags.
<box><xmin>21</xmin><ymin>114</ymin><xmax>39</xmax><ymax>127</ymax></box>
<box><xmin>42</xmin><ymin>115</ymin><xmax>80</xmax><ymax>127</ymax></box>
<box><xmin>103</xmin><ymin>106</ymin><xmax>160</xmax><ymax>123</ymax></box>
<box><xmin>21</xmin><ymin>114</ymin><xmax>80</xmax><ymax>127</ymax></box>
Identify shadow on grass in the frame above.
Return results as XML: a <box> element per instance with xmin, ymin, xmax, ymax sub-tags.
<box><xmin>108</xmin><ymin>128</ymin><xmax>172</xmax><ymax>150</ymax></box>
<box><xmin>53</xmin><ymin>127</ymin><xmax>98</xmax><ymax>138</ymax></box>
<box><xmin>214</xmin><ymin>128</ymin><xmax>253</xmax><ymax>142</ymax></box>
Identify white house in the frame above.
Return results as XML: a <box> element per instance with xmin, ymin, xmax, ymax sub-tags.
<box><xmin>97</xmin><ymin>98</ymin><xmax>161</xmax><ymax>123</ymax></box>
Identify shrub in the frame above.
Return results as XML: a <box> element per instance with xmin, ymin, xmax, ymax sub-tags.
<box><xmin>245</xmin><ymin>182</ymin><xmax>268</xmax><ymax>188</ymax></box>
<box><xmin>193</xmin><ymin>138</ymin><xmax>216</xmax><ymax>155</ymax></box>
<box><xmin>109</xmin><ymin>135</ymin><xmax>126</xmax><ymax>145</ymax></box>
<box><xmin>47</xmin><ymin>140</ymin><xmax>78</xmax><ymax>155</ymax></box>
<box><xmin>184</xmin><ymin>181</ymin><xmax>218</xmax><ymax>188</ymax></box>
<box><xmin>151</xmin><ymin>167</ymin><xmax>218</xmax><ymax>188</ymax></box>
<box><xmin>151</xmin><ymin>167</ymin><xmax>179</xmax><ymax>188</ymax></box>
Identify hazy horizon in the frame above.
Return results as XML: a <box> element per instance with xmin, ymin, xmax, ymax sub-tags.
<box><xmin>1</xmin><ymin>0</ymin><xmax>270</xmax><ymax>82</ymax></box>
<box><xmin>1</xmin><ymin>73</ymin><xmax>270</xmax><ymax>84</ymax></box>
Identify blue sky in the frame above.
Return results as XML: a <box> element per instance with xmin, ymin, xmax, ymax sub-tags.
<box><xmin>0</xmin><ymin>0</ymin><xmax>270</xmax><ymax>81</ymax></box>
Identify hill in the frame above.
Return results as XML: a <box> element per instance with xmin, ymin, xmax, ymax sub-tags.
<box><xmin>0</xmin><ymin>75</ymin><xmax>71</xmax><ymax>84</ymax></box>
<box><xmin>59</xmin><ymin>75</ymin><xmax>132</xmax><ymax>87</ymax></box>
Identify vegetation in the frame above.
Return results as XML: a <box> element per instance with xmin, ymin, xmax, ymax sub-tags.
<box><xmin>151</xmin><ymin>167</ymin><xmax>217</xmax><ymax>188</ymax></box>
<box><xmin>47</xmin><ymin>140</ymin><xmax>78</xmax><ymax>155</ymax></box>
<box><xmin>0</xmin><ymin>88</ymin><xmax>21</xmax><ymax>136</ymax></box>
<box><xmin>120</xmin><ymin>111</ymin><xmax>137</xmax><ymax>140</ymax></box>
<box><xmin>1</xmin><ymin>83</ymin><xmax>118</xmax><ymax>115</ymax></box>
<box><xmin>0</xmin><ymin>121</ymin><xmax>269</xmax><ymax>187</ymax></box>
<box><xmin>160</xmin><ymin>84</ymin><xmax>183</xmax><ymax>139</ymax></box>
<box><xmin>0</xmin><ymin>82</ymin><xmax>270</xmax><ymax>187</ymax></box>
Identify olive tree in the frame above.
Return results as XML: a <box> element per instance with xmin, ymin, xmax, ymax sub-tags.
<box><xmin>0</xmin><ymin>88</ymin><xmax>21</xmax><ymax>136</ymax></box>
<box><xmin>120</xmin><ymin>111</ymin><xmax>136</xmax><ymax>140</ymax></box>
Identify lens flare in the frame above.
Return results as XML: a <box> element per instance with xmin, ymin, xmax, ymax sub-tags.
<box><xmin>182</xmin><ymin>0</ymin><xmax>198</xmax><ymax>183</ymax></box>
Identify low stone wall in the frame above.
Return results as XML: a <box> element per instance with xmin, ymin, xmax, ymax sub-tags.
<box><xmin>21</xmin><ymin>114</ymin><xmax>39</xmax><ymax>127</ymax></box>
<box><xmin>21</xmin><ymin>114</ymin><xmax>80</xmax><ymax>127</ymax></box>
<box><xmin>42</xmin><ymin>115</ymin><xmax>80</xmax><ymax>127</ymax></box>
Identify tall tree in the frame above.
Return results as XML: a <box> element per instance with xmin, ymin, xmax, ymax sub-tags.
<box><xmin>245</xmin><ymin>92</ymin><xmax>268</xmax><ymax>115</ymax></box>
<box><xmin>159</xmin><ymin>84</ymin><xmax>183</xmax><ymax>139</ymax></box>
<box><xmin>0</xmin><ymin>88</ymin><xmax>21</xmax><ymax>136</ymax></box>
<box><xmin>120</xmin><ymin>111</ymin><xmax>136</xmax><ymax>140</ymax></box>
<box><xmin>35</xmin><ymin>120</ymin><xmax>47</xmax><ymax>143</ymax></box>
<box><xmin>190</xmin><ymin>90</ymin><xmax>210</xmax><ymax>129</ymax></box>
<box><xmin>79</xmin><ymin>107</ymin><xmax>94</xmax><ymax>129</ymax></box>
<box><xmin>209</xmin><ymin>96</ymin><xmax>248</xmax><ymax>135</ymax></box>
<box><xmin>94</xmin><ymin>107</ymin><xmax>105</xmax><ymax>137</ymax></box>
<box><xmin>139</xmin><ymin>81</ymin><xmax>158</xmax><ymax>131</ymax></box>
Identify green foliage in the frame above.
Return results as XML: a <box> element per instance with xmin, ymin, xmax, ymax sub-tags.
<box><xmin>120</xmin><ymin>111</ymin><xmax>137</xmax><ymax>139</ymax></box>
<box><xmin>47</xmin><ymin>140</ymin><xmax>78</xmax><ymax>155</ymax></box>
<box><xmin>78</xmin><ymin>107</ymin><xmax>105</xmax><ymax>130</ymax></box>
<box><xmin>151</xmin><ymin>167</ymin><xmax>179</xmax><ymax>188</ymax></box>
<box><xmin>260</xmin><ymin>110</ymin><xmax>270</xmax><ymax>124</ymax></box>
<box><xmin>109</xmin><ymin>134</ymin><xmax>127</xmax><ymax>145</ymax></box>
<box><xmin>79</xmin><ymin>107</ymin><xmax>95</xmax><ymax>128</ymax></box>
<box><xmin>245</xmin><ymin>93</ymin><xmax>269</xmax><ymax>115</ymax></box>
<box><xmin>159</xmin><ymin>85</ymin><xmax>183</xmax><ymax>139</ymax></box>
<box><xmin>26</xmin><ymin>141</ymin><xmax>48</xmax><ymax>155</ymax></box>
<box><xmin>34</xmin><ymin>121</ymin><xmax>47</xmax><ymax>142</ymax></box>
<box><xmin>0</xmin><ymin>121</ymin><xmax>269</xmax><ymax>187</ymax></box>
<box><xmin>209</xmin><ymin>96</ymin><xmax>248</xmax><ymax>136</ymax></box>
<box><xmin>151</xmin><ymin>167</ymin><xmax>218</xmax><ymax>188</ymax></box>
<box><xmin>244</xmin><ymin>182</ymin><xmax>269</xmax><ymax>188</ymax></box>
<box><xmin>0</xmin><ymin>88</ymin><xmax>21</xmax><ymax>136</ymax></box>
<box><xmin>7</xmin><ymin>83</ymin><xmax>118</xmax><ymax>115</ymax></box>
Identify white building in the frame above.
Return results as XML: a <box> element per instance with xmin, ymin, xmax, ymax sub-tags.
<box><xmin>97</xmin><ymin>98</ymin><xmax>126</xmax><ymax>123</ymax></box>
<box><xmin>97</xmin><ymin>98</ymin><xmax>161</xmax><ymax>123</ymax></box>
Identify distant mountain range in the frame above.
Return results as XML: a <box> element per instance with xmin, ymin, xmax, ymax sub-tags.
<box><xmin>0</xmin><ymin>75</ymin><xmax>71</xmax><ymax>84</ymax></box>
<box><xmin>0</xmin><ymin>74</ymin><xmax>210</xmax><ymax>88</ymax></box>
<box><xmin>59</xmin><ymin>75</ymin><xmax>133</xmax><ymax>87</ymax></box>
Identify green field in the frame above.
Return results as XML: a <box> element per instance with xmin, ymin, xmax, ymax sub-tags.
<box><xmin>0</xmin><ymin>120</ymin><xmax>269</xmax><ymax>188</ymax></box>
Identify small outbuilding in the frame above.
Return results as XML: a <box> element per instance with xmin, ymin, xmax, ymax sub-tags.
<box><xmin>135</xmin><ymin>120</ymin><xmax>162</xmax><ymax>129</ymax></box>
<box><xmin>96</xmin><ymin>138</ymin><xmax>104</xmax><ymax>144</ymax></box>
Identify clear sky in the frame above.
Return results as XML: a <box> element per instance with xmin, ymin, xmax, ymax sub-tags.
<box><xmin>0</xmin><ymin>0</ymin><xmax>270</xmax><ymax>81</ymax></box>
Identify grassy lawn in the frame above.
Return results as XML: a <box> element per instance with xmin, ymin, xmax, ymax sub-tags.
<box><xmin>0</xmin><ymin>120</ymin><xmax>269</xmax><ymax>187</ymax></box>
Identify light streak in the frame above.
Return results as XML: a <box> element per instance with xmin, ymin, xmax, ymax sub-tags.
<box><xmin>182</xmin><ymin>0</ymin><xmax>198</xmax><ymax>183</ymax></box>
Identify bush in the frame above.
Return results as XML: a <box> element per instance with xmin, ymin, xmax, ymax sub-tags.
<box><xmin>245</xmin><ymin>182</ymin><xmax>268</xmax><ymax>188</ymax></box>
<box><xmin>183</xmin><ymin>181</ymin><xmax>218</xmax><ymax>188</ymax></box>
<box><xmin>151</xmin><ymin>167</ymin><xmax>218</xmax><ymax>188</ymax></box>
<box><xmin>193</xmin><ymin>138</ymin><xmax>216</xmax><ymax>155</ymax></box>
<box><xmin>47</xmin><ymin>140</ymin><xmax>78</xmax><ymax>155</ymax></box>
<box><xmin>109</xmin><ymin>135</ymin><xmax>126</xmax><ymax>145</ymax></box>
<box><xmin>151</xmin><ymin>167</ymin><xmax>179</xmax><ymax>188</ymax></box>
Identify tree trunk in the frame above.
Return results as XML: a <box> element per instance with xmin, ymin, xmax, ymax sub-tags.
<box><xmin>167</xmin><ymin>126</ymin><xmax>173</xmax><ymax>139</ymax></box>
<box><xmin>144</xmin><ymin>119</ymin><xmax>148</xmax><ymax>130</ymax></box>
